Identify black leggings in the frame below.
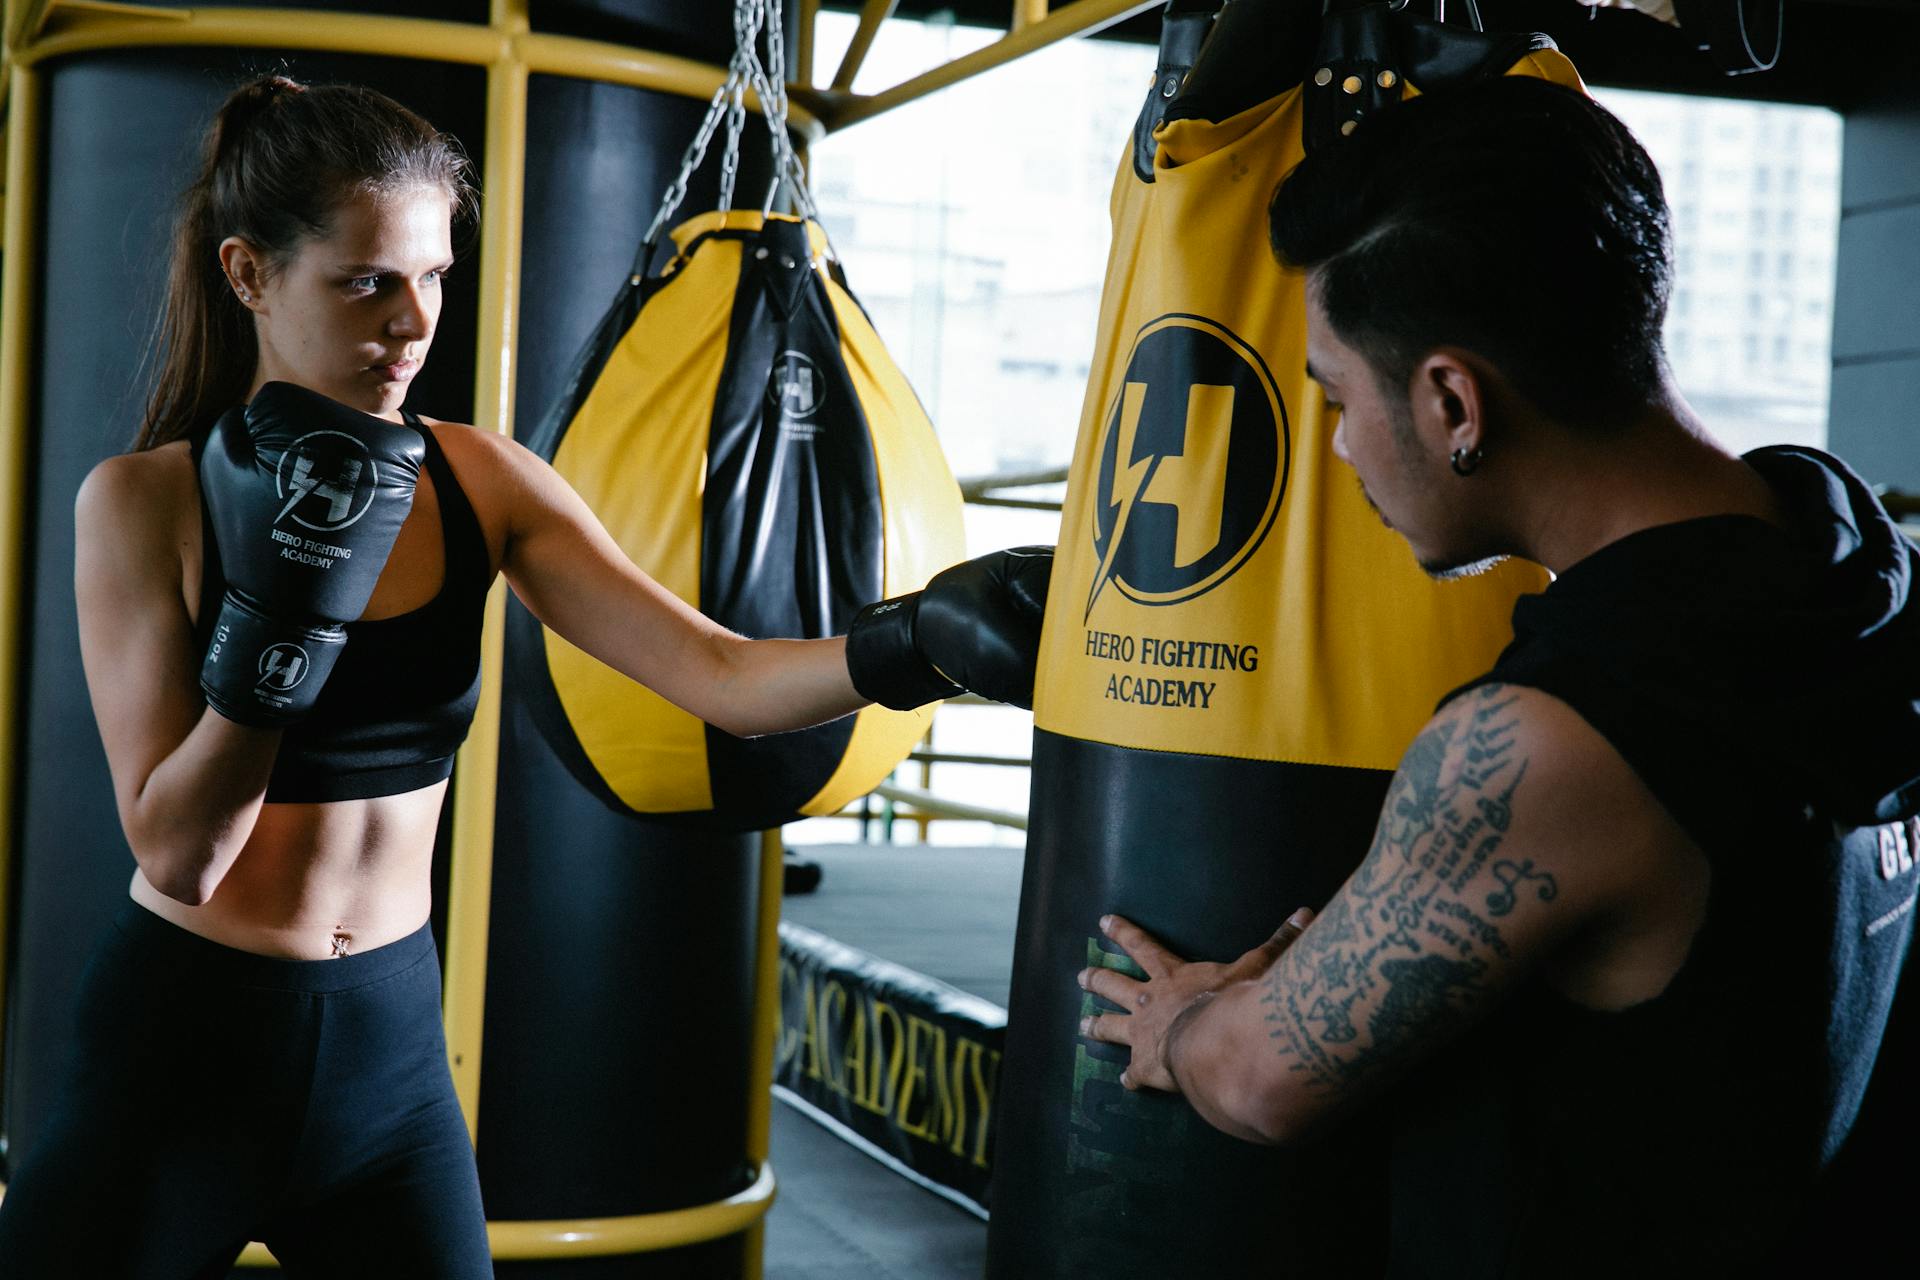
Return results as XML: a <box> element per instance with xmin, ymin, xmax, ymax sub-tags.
<box><xmin>0</xmin><ymin>900</ymin><xmax>491</xmax><ymax>1278</ymax></box>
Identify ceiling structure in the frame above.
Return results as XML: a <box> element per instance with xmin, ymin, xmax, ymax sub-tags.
<box><xmin>831</xmin><ymin>1</ymin><xmax>1920</xmax><ymax>108</ymax></box>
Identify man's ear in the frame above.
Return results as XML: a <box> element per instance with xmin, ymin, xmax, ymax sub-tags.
<box><xmin>1409</xmin><ymin>350</ymin><xmax>1488</xmax><ymax>459</ymax></box>
<box><xmin>218</xmin><ymin>237</ymin><xmax>267</xmax><ymax>311</ymax></box>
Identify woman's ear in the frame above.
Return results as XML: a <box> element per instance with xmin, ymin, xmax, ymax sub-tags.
<box><xmin>218</xmin><ymin>237</ymin><xmax>266</xmax><ymax>311</ymax></box>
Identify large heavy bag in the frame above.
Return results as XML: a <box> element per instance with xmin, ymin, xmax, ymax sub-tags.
<box><xmin>986</xmin><ymin>3</ymin><xmax>1584</xmax><ymax>1275</ymax></box>
<box><xmin>508</xmin><ymin>209</ymin><xmax>965</xmax><ymax>831</ymax></box>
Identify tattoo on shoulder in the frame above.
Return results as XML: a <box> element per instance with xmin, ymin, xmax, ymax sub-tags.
<box><xmin>1259</xmin><ymin>684</ymin><xmax>1555</xmax><ymax>1089</ymax></box>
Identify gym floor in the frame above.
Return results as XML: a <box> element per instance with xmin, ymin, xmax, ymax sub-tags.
<box><xmin>764</xmin><ymin>1098</ymin><xmax>984</xmax><ymax>1280</ymax></box>
<box><xmin>764</xmin><ymin>842</ymin><xmax>1022</xmax><ymax>1277</ymax></box>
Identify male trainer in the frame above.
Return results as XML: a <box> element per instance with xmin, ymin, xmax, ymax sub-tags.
<box><xmin>1080</xmin><ymin>77</ymin><xmax>1918</xmax><ymax>1274</ymax></box>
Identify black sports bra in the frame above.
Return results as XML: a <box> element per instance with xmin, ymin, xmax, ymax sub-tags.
<box><xmin>192</xmin><ymin>409</ymin><xmax>491</xmax><ymax>802</ymax></box>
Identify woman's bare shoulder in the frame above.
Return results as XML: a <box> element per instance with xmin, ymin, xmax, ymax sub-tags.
<box><xmin>75</xmin><ymin>441</ymin><xmax>198</xmax><ymax>596</ymax></box>
<box><xmin>409</xmin><ymin>415</ymin><xmax>545</xmax><ymax>562</ymax></box>
<box><xmin>415</xmin><ymin>415</ymin><xmax>532</xmax><ymax>462</ymax></box>
<box><xmin>412</xmin><ymin>414</ymin><xmax>551</xmax><ymax>498</ymax></box>
<box><xmin>76</xmin><ymin>441</ymin><xmax>196</xmax><ymax>527</ymax></box>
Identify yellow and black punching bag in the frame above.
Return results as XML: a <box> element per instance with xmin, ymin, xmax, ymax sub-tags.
<box><xmin>508</xmin><ymin>210</ymin><xmax>965</xmax><ymax>832</ymax></box>
<box><xmin>987</xmin><ymin>3</ymin><xmax>1583</xmax><ymax>1275</ymax></box>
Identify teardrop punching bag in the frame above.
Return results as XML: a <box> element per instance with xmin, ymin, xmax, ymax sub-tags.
<box><xmin>987</xmin><ymin>4</ymin><xmax>1584</xmax><ymax>1276</ymax></box>
<box><xmin>508</xmin><ymin>32</ymin><xmax>964</xmax><ymax>833</ymax></box>
<box><xmin>476</xmin><ymin>5</ymin><xmax>858</xmax><ymax>1269</ymax></box>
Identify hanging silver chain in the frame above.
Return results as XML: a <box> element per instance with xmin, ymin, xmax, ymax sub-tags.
<box><xmin>717</xmin><ymin>0</ymin><xmax>765</xmax><ymax>215</ymax></box>
<box><xmin>640</xmin><ymin>0</ymin><xmax>822</xmax><ymax>266</ymax></box>
<box><xmin>642</xmin><ymin>0</ymin><xmax>763</xmax><ymax>252</ymax></box>
<box><xmin>749</xmin><ymin>0</ymin><xmax>819</xmax><ymax>224</ymax></box>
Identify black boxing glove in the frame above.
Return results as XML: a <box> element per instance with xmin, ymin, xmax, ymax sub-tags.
<box><xmin>845</xmin><ymin>546</ymin><xmax>1053</xmax><ymax>711</ymax></box>
<box><xmin>198</xmin><ymin>382</ymin><xmax>425</xmax><ymax>726</ymax></box>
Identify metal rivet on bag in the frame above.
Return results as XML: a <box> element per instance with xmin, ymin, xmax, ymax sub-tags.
<box><xmin>1314</xmin><ymin>67</ymin><xmax>1333</xmax><ymax>86</ymax></box>
<box><xmin>1342</xmin><ymin>74</ymin><xmax>1363</xmax><ymax>94</ymax></box>
<box><xmin>1378</xmin><ymin>70</ymin><xmax>1398</xmax><ymax>89</ymax></box>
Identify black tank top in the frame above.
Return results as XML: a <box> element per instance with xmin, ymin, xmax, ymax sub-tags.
<box><xmin>1389</xmin><ymin>447</ymin><xmax>1920</xmax><ymax>1276</ymax></box>
<box><xmin>192</xmin><ymin>410</ymin><xmax>491</xmax><ymax>802</ymax></box>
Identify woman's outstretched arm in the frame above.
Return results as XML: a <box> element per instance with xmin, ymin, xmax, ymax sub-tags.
<box><xmin>469</xmin><ymin>427</ymin><xmax>866</xmax><ymax>738</ymax></box>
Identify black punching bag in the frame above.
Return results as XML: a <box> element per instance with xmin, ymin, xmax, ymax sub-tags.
<box><xmin>986</xmin><ymin>4</ymin><xmax>1581</xmax><ymax>1275</ymax></box>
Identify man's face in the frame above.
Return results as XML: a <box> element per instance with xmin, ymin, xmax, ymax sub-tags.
<box><xmin>1305</xmin><ymin>289</ymin><xmax>1505</xmax><ymax>580</ymax></box>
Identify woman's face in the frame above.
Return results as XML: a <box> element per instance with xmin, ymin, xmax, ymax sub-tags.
<box><xmin>228</xmin><ymin>184</ymin><xmax>454</xmax><ymax>422</ymax></box>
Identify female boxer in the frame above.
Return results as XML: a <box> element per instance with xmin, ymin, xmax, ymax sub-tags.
<box><xmin>0</xmin><ymin>75</ymin><xmax>1041</xmax><ymax>1276</ymax></box>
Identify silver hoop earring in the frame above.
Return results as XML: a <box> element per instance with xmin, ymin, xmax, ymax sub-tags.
<box><xmin>1450</xmin><ymin>446</ymin><xmax>1484</xmax><ymax>477</ymax></box>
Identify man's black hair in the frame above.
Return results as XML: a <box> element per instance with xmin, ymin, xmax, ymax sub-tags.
<box><xmin>1269</xmin><ymin>76</ymin><xmax>1673</xmax><ymax>429</ymax></box>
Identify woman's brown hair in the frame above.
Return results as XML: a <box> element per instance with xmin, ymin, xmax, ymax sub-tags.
<box><xmin>134</xmin><ymin>74</ymin><xmax>477</xmax><ymax>451</ymax></box>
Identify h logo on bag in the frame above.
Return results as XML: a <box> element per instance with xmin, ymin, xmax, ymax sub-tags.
<box><xmin>769</xmin><ymin>351</ymin><xmax>824</xmax><ymax>422</ymax></box>
<box><xmin>1086</xmin><ymin>314</ymin><xmax>1289</xmax><ymax>620</ymax></box>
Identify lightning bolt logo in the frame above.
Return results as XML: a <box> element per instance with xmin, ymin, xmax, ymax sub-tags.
<box><xmin>1085</xmin><ymin>381</ymin><xmax>1158</xmax><ymax>621</ymax></box>
<box><xmin>276</xmin><ymin>454</ymin><xmax>322</xmax><ymax>524</ymax></box>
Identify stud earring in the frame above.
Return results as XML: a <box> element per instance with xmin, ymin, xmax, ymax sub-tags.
<box><xmin>1450</xmin><ymin>446</ymin><xmax>1484</xmax><ymax>477</ymax></box>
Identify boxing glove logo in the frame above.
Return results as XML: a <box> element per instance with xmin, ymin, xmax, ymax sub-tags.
<box><xmin>256</xmin><ymin>643</ymin><xmax>310</xmax><ymax>693</ymax></box>
<box><xmin>274</xmin><ymin>431</ymin><xmax>380</xmax><ymax>532</ymax></box>
<box><xmin>1086</xmin><ymin>314</ymin><xmax>1289</xmax><ymax>620</ymax></box>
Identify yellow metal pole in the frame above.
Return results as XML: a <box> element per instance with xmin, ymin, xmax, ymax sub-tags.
<box><xmin>7</xmin><ymin>0</ymin><xmax>56</xmax><ymax>51</ymax></box>
<box><xmin>15</xmin><ymin>6</ymin><xmax>823</xmax><ymax>141</ymax></box>
<box><xmin>830</xmin><ymin>0</ymin><xmax>896</xmax><ymax>92</ymax></box>
<box><xmin>24</xmin><ymin>4</ymin><xmax>499</xmax><ymax>64</ymax></box>
<box><xmin>0</xmin><ymin>59</ymin><xmax>38</xmax><ymax>1170</ymax></box>
<box><xmin>796</xmin><ymin>0</ymin><xmax>818</xmax><ymax>88</ymax></box>
<box><xmin>485</xmin><ymin>1166</ymin><xmax>776</xmax><ymax>1258</ymax></box>
<box><xmin>916</xmin><ymin>722</ymin><xmax>934</xmax><ymax>842</ymax></box>
<box><xmin>442</xmin><ymin>0</ymin><xmax>530</xmax><ymax>1144</ymax></box>
<box><xmin>824</xmin><ymin>0</ymin><xmax>1162</xmax><ymax>132</ymax></box>
<box><xmin>1012</xmin><ymin>0</ymin><xmax>1049</xmax><ymax>33</ymax></box>
<box><xmin>229</xmin><ymin>1161</ymin><xmax>776</xmax><ymax>1265</ymax></box>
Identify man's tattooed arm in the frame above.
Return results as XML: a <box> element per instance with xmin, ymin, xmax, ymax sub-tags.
<box><xmin>1254</xmin><ymin>683</ymin><xmax>1552</xmax><ymax>1098</ymax></box>
<box><xmin>1133</xmin><ymin>681</ymin><xmax>1663</xmax><ymax>1146</ymax></box>
<box><xmin>1084</xmin><ymin>681</ymin><xmax>1699</xmax><ymax>1145</ymax></box>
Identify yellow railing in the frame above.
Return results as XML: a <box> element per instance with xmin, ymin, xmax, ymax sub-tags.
<box><xmin>6</xmin><ymin>4</ymin><xmax>825</xmax><ymax>138</ymax></box>
<box><xmin>815</xmin><ymin>0</ymin><xmax>1163</xmax><ymax>131</ymax></box>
